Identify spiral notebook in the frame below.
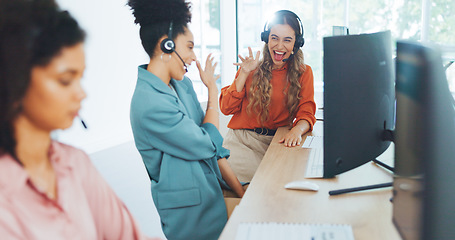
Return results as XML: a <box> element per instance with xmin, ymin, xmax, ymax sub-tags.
<box><xmin>235</xmin><ymin>222</ymin><xmax>355</xmax><ymax>240</ymax></box>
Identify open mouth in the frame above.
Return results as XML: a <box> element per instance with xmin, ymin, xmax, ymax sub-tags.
<box><xmin>273</xmin><ymin>51</ymin><xmax>286</xmax><ymax>61</ymax></box>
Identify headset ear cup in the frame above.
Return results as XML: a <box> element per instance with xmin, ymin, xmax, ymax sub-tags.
<box><xmin>160</xmin><ymin>38</ymin><xmax>175</xmax><ymax>54</ymax></box>
<box><xmin>299</xmin><ymin>37</ymin><xmax>305</xmax><ymax>47</ymax></box>
<box><xmin>294</xmin><ymin>36</ymin><xmax>304</xmax><ymax>50</ymax></box>
<box><xmin>293</xmin><ymin>37</ymin><xmax>305</xmax><ymax>53</ymax></box>
<box><xmin>261</xmin><ymin>31</ymin><xmax>269</xmax><ymax>43</ymax></box>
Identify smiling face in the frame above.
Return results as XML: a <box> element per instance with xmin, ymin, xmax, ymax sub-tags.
<box><xmin>169</xmin><ymin>27</ymin><xmax>197</xmax><ymax>80</ymax></box>
<box><xmin>267</xmin><ymin>23</ymin><xmax>297</xmax><ymax>69</ymax></box>
<box><xmin>18</xmin><ymin>43</ymin><xmax>86</xmax><ymax>132</ymax></box>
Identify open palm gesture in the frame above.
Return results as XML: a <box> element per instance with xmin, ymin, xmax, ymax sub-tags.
<box><xmin>234</xmin><ymin>47</ymin><xmax>260</xmax><ymax>73</ymax></box>
<box><xmin>197</xmin><ymin>53</ymin><xmax>220</xmax><ymax>90</ymax></box>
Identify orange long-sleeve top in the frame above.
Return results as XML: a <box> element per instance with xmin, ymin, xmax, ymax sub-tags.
<box><xmin>220</xmin><ymin>63</ymin><xmax>317</xmax><ymax>131</ymax></box>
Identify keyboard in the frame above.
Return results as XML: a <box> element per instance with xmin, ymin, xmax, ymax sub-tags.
<box><xmin>305</xmin><ymin>147</ymin><xmax>324</xmax><ymax>178</ymax></box>
<box><xmin>235</xmin><ymin>222</ymin><xmax>355</xmax><ymax>240</ymax></box>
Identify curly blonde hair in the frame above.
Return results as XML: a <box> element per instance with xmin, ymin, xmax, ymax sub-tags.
<box><xmin>247</xmin><ymin>44</ymin><xmax>306</xmax><ymax>125</ymax></box>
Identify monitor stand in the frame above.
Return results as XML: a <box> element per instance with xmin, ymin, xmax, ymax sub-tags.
<box><xmin>328</xmin><ymin>129</ymin><xmax>395</xmax><ymax>195</ymax></box>
<box><xmin>328</xmin><ymin>159</ymin><xmax>394</xmax><ymax>196</ymax></box>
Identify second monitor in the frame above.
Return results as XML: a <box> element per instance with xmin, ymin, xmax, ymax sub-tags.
<box><xmin>322</xmin><ymin>30</ymin><xmax>395</xmax><ymax>178</ymax></box>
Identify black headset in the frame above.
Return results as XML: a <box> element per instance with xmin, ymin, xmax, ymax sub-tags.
<box><xmin>160</xmin><ymin>21</ymin><xmax>175</xmax><ymax>54</ymax></box>
<box><xmin>160</xmin><ymin>21</ymin><xmax>188</xmax><ymax>72</ymax></box>
<box><xmin>260</xmin><ymin>10</ymin><xmax>305</xmax><ymax>52</ymax></box>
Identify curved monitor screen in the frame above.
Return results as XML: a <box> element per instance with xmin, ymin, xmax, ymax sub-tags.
<box><xmin>323</xmin><ymin>30</ymin><xmax>395</xmax><ymax>178</ymax></box>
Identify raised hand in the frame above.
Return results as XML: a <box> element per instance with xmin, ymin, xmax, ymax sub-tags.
<box><xmin>234</xmin><ymin>47</ymin><xmax>260</xmax><ymax>74</ymax></box>
<box><xmin>197</xmin><ymin>53</ymin><xmax>220</xmax><ymax>90</ymax></box>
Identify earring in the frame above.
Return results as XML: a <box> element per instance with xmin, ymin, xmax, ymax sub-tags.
<box><xmin>161</xmin><ymin>53</ymin><xmax>172</xmax><ymax>62</ymax></box>
<box><xmin>291</xmin><ymin>50</ymin><xmax>294</xmax><ymax>55</ymax></box>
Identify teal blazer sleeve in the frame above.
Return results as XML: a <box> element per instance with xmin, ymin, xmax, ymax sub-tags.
<box><xmin>201</xmin><ymin>122</ymin><xmax>230</xmax><ymax>160</ymax></box>
<box><xmin>131</xmin><ymin>68</ymin><xmax>229</xmax><ymax>161</ymax></box>
<box><xmin>138</xmin><ymin>97</ymin><xmax>216</xmax><ymax>161</ymax></box>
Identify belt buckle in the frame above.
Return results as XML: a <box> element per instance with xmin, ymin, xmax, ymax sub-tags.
<box><xmin>255</xmin><ymin>128</ymin><xmax>263</xmax><ymax>135</ymax></box>
<box><xmin>261</xmin><ymin>128</ymin><xmax>266</xmax><ymax>135</ymax></box>
<box><xmin>254</xmin><ymin>128</ymin><xmax>270</xmax><ymax>135</ymax></box>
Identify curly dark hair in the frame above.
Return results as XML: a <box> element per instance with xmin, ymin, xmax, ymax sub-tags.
<box><xmin>0</xmin><ymin>0</ymin><xmax>85</xmax><ymax>159</ymax></box>
<box><xmin>127</xmin><ymin>0</ymin><xmax>192</xmax><ymax>58</ymax></box>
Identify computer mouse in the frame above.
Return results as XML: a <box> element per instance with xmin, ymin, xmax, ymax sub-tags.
<box><xmin>284</xmin><ymin>181</ymin><xmax>320</xmax><ymax>191</ymax></box>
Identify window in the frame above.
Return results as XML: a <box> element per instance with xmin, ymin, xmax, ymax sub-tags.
<box><xmin>236</xmin><ymin>0</ymin><xmax>455</xmax><ymax>92</ymax></box>
<box><xmin>187</xmin><ymin>0</ymin><xmax>222</xmax><ymax>101</ymax></box>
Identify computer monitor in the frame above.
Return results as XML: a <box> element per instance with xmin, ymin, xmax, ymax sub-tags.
<box><xmin>322</xmin><ymin>30</ymin><xmax>395</xmax><ymax>178</ymax></box>
<box><xmin>393</xmin><ymin>41</ymin><xmax>455</xmax><ymax>240</ymax></box>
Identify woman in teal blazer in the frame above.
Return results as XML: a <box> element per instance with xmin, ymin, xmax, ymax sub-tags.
<box><xmin>127</xmin><ymin>1</ymin><xmax>245</xmax><ymax>239</ymax></box>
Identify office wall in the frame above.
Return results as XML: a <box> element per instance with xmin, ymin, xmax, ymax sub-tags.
<box><xmin>54</xmin><ymin>0</ymin><xmax>148</xmax><ymax>153</ymax></box>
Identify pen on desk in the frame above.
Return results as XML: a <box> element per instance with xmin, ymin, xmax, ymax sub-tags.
<box><xmin>79</xmin><ymin>117</ymin><xmax>88</xmax><ymax>129</ymax></box>
<box><xmin>329</xmin><ymin>182</ymin><xmax>393</xmax><ymax>196</ymax></box>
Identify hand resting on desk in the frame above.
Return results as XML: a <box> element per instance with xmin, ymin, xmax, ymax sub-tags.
<box><xmin>279</xmin><ymin>120</ymin><xmax>311</xmax><ymax>147</ymax></box>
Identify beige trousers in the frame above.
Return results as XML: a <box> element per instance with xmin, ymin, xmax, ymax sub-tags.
<box><xmin>223</xmin><ymin>129</ymin><xmax>273</xmax><ymax>182</ymax></box>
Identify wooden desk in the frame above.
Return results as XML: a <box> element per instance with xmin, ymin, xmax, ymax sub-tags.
<box><xmin>219</xmin><ymin>121</ymin><xmax>401</xmax><ymax>240</ymax></box>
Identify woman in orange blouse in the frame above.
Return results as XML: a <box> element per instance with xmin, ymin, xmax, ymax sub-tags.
<box><xmin>219</xmin><ymin>10</ymin><xmax>316</xmax><ymax>182</ymax></box>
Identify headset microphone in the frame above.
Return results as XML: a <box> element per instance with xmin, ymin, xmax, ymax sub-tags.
<box><xmin>78</xmin><ymin>116</ymin><xmax>87</xmax><ymax>129</ymax></box>
<box><xmin>282</xmin><ymin>51</ymin><xmax>295</xmax><ymax>62</ymax></box>
<box><xmin>174</xmin><ymin>51</ymin><xmax>188</xmax><ymax>72</ymax></box>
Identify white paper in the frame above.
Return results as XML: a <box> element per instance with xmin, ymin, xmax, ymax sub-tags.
<box><xmin>235</xmin><ymin>222</ymin><xmax>355</xmax><ymax>240</ymax></box>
